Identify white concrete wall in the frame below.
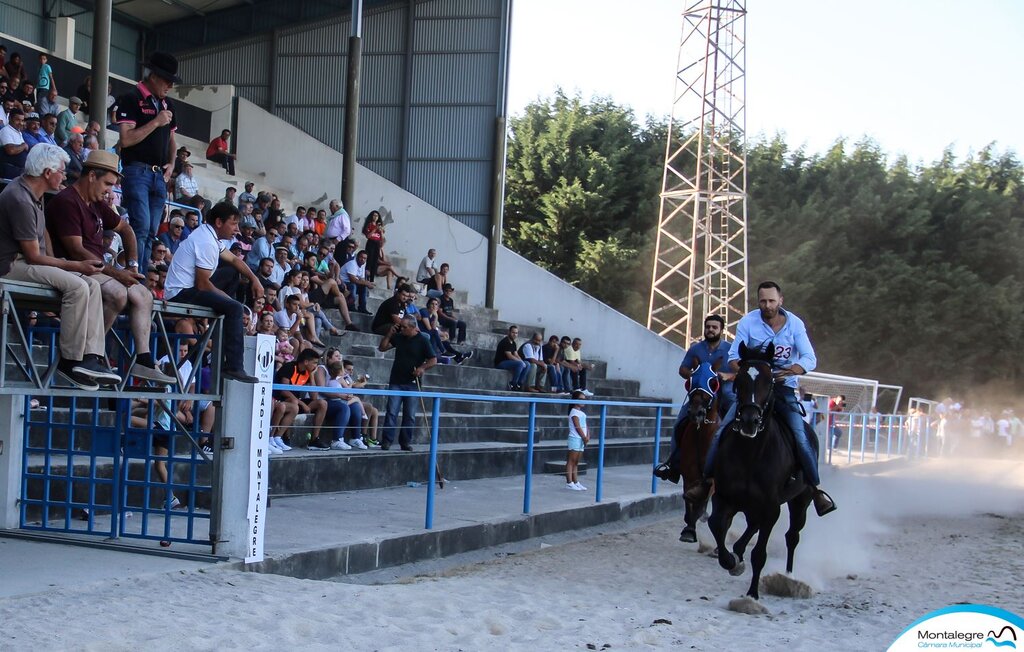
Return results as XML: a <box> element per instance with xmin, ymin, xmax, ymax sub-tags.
<box><xmin>353</xmin><ymin>166</ymin><xmax>489</xmax><ymax>305</ymax></box>
<box><xmin>234</xmin><ymin>98</ymin><xmax>345</xmax><ymax>207</ymax></box>
<box><xmin>169</xmin><ymin>84</ymin><xmax>235</xmax><ymax>141</ymax></box>
<box><xmin>494</xmin><ymin>247</ymin><xmax>684</xmax><ymax>400</ymax></box>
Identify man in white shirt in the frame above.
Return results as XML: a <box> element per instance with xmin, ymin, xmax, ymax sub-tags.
<box><xmin>325</xmin><ymin>199</ymin><xmax>351</xmax><ymax>243</ymax></box>
<box><xmin>164</xmin><ymin>201</ymin><xmax>263</xmax><ymax>383</ymax></box>
<box><xmin>0</xmin><ymin>108</ymin><xmax>28</xmax><ymax>178</ymax></box>
<box><xmin>416</xmin><ymin>248</ymin><xmax>437</xmax><ymax>286</ymax></box>
<box><xmin>342</xmin><ymin>249</ymin><xmax>374</xmax><ymax>314</ymax></box>
<box><xmin>174</xmin><ymin>162</ymin><xmax>199</xmax><ymax>202</ymax></box>
<box><xmin>519</xmin><ymin>332</ymin><xmax>548</xmax><ymax>393</ymax></box>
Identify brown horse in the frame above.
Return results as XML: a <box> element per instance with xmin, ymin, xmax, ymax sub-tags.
<box><xmin>675</xmin><ymin>361</ymin><xmax>720</xmax><ymax>543</ymax></box>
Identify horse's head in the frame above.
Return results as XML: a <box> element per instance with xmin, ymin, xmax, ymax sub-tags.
<box><xmin>733</xmin><ymin>341</ymin><xmax>775</xmax><ymax>438</ymax></box>
<box><xmin>686</xmin><ymin>361</ymin><xmax>720</xmax><ymax>424</ymax></box>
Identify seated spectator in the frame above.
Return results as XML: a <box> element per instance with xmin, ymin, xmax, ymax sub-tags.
<box><xmin>274</xmin><ymin>293</ymin><xmax>324</xmax><ymax>351</ymax></box>
<box><xmin>344</xmin><ymin>358</ymin><xmax>379</xmax><ymax>446</ymax></box>
<box><xmin>45</xmin><ymin>150</ymin><xmax>174</xmax><ymax>384</ymax></box>
<box><xmin>159</xmin><ymin>215</ymin><xmax>187</xmax><ymax>255</ymax></box>
<box><xmin>371</xmin><ymin>283</ymin><xmax>415</xmax><ymax>336</ymax></box>
<box><xmin>254</xmin><ymin>256</ymin><xmax>280</xmax><ymax>291</ymax></box>
<box><xmin>74</xmin><ymin>75</ymin><xmax>91</xmax><ymax>114</ymax></box>
<box><xmin>377</xmin><ymin>315</ymin><xmax>437</xmax><ymax>451</ymax></box>
<box><xmin>38</xmin><ymin>89</ymin><xmax>60</xmax><ymax>117</ymax></box>
<box><xmin>55</xmin><ymin>96</ymin><xmax>82</xmax><ymax>147</ymax></box>
<box><xmin>82</xmin><ymin>134</ymin><xmax>98</xmax><ymax>159</ymax></box>
<box><xmin>425</xmin><ymin>263</ymin><xmax>449</xmax><ymax>298</ymax></box>
<box><xmin>437</xmin><ymin>283</ymin><xmax>466</xmax><ymax>344</ymax></box>
<box><xmin>562</xmin><ymin>337</ymin><xmax>595</xmax><ymax>397</ymax></box>
<box><xmin>149</xmin><ymin>241</ymin><xmax>171</xmax><ymax>267</ymax></box>
<box><xmin>294</xmin><ymin>271</ymin><xmax>341</xmax><ymax>337</ymax></box>
<box><xmin>3</xmin><ymin>53</ymin><xmax>26</xmax><ymax>85</ymax></box>
<box><xmin>145</xmin><ymin>267</ymin><xmax>162</xmax><ymax>299</ymax></box>
<box><xmin>0</xmin><ymin>144</ymin><xmax>122</xmax><ymax>389</ymax></box>
<box><xmin>246</xmin><ymin>226</ymin><xmax>275</xmax><ymax>270</ymax></box>
<box><xmin>494</xmin><ymin>325</ymin><xmax>529</xmax><ymax>392</ymax></box>
<box><xmin>183</xmin><ymin>209</ymin><xmax>201</xmax><ymax>237</ymax></box>
<box><xmin>342</xmin><ymin>249</ymin><xmax>373</xmax><ymax>314</ymax></box>
<box><xmin>303</xmin><ymin>252</ymin><xmax>357</xmax><ymax>331</ymax></box>
<box><xmin>272</xmin><ymin>348</ymin><xmax>330</xmax><ymax>452</ymax></box>
<box><xmin>416</xmin><ymin>248</ymin><xmax>438</xmax><ymax>287</ymax></box>
<box><xmin>418</xmin><ymin>297</ymin><xmax>471</xmax><ymax>364</ymax></box>
<box><xmin>38</xmin><ymin>113</ymin><xmax>58</xmax><ymax>146</ymax></box>
<box><xmin>206</xmin><ymin>128</ymin><xmax>235</xmax><ymax>175</ymax></box>
<box><xmin>172</xmin><ymin>146</ymin><xmax>190</xmax><ymax>177</ymax></box>
<box><xmin>542</xmin><ymin>334</ymin><xmax>566</xmax><ymax>394</ymax></box>
<box><xmin>314</xmin><ymin>358</ymin><xmax>368</xmax><ymax>450</ymax></box>
<box><xmin>519</xmin><ymin>332</ymin><xmax>547</xmax><ymax>393</ymax></box>
<box><xmin>0</xmin><ymin>108</ymin><xmax>28</xmax><ymax>178</ymax></box>
<box><xmin>62</xmin><ymin>132</ymin><xmax>85</xmax><ymax>183</ymax></box>
<box><xmin>272</xmin><ymin>244</ymin><xmax>292</xmax><ymax>283</ymax></box>
<box><xmin>14</xmin><ymin>80</ymin><xmax>35</xmax><ymax>107</ymax></box>
<box><xmin>163</xmin><ymin>201</ymin><xmax>263</xmax><ymax>384</ymax></box>
<box><xmin>22</xmin><ymin>113</ymin><xmax>52</xmax><ymax>148</ymax></box>
<box><xmin>223</xmin><ymin>186</ymin><xmax>237</xmax><ymax>205</ymax></box>
<box><xmin>174</xmin><ymin>162</ymin><xmax>199</xmax><ymax>202</ymax></box>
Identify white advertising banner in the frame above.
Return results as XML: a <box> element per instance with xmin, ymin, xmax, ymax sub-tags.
<box><xmin>245</xmin><ymin>334</ymin><xmax>275</xmax><ymax>563</ymax></box>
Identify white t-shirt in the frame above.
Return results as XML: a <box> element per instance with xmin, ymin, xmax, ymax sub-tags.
<box><xmin>521</xmin><ymin>342</ymin><xmax>543</xmax><ymax>361</ymax></box>
<box><xmin>274</xmin><ymin>308</ymin><xmax>298</xmax><ymax>329</ymax></box>
<box><xmin>279</xmin><ymin>285</ymin><xmax>301</xmax><ymax>302</ymax></box>
<box><xmin>568</xmin><ymin>408</ymin><xmax>588</xmax><ymax>438</ymax></box>
<box><xmin>164</xmin><ymin>223</ymin><xmax>223</xmax><ymax>300</ymax></box>
<box><xmin>341</xmin><ymin>258</ymin><xmax>365</xmax><ymax>281</ymax></box>
<box><xmin>0</xmin><ymin>125</ymin><xmax>25</xmax><ymax>147</ymax></box>
<box><xmin>416</xmin><ymin>256</ymin><xmax>436</xmax><ymax>281</ymax></box>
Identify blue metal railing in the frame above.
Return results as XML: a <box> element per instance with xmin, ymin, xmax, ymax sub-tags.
<box><xmin>818</xmin><ymin>410</ymin><xmax>933</xmax><ymax>464</ymax></box>
<box><xmin>273</xmin><ymin>383</ymin><xmax>674</xmax><ymax>529</ymax></box>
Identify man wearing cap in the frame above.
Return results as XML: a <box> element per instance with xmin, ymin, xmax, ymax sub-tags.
<box><xmin>45</xmin><ymin>150</ymin><xmax>174</xmax><ymax>384</ymax></box>
<box><xmin>438</xmin><ymin>283</ymin><xmax>467</xmax><ymax>345</ymax></box>
<box><xmin>116</xmin><ymin>52</ymin><xmax>181</xmax><ymax>273</ymax></box>
<box><xmin>172</xmin><ymin>145</ymin><xmax>190</xmax><ymax>177</ymax></box>
<box><xmin>55</xmin><ymin>96</ymin><xmax>81</xmax><ymax>146</ymax></box>
<box><xmin>0</xmin><ymin>144</ymin><xmax>123</xmax><ymax>389</ymax></box>
<box><xmin>238</xmin><ymin>181</ymin><xmax>256</xmax><ymax>206</ymax></box>
<box><xmin>23</xmin><ymin>113</ymin><xmax>55</xmax><ymax>149</ymax></box>
<box><xmin>174</xmin><ymin>161</ymin><xmax>199</xmax><ymax>202</ymax></box>
<box><xmin>159</xmin><ymin>215</ymin><xmax>187</xmax><ymax>255</ymax></box>
<box><xmin>0</xmin><ymin>108</ymin><xmax>27</xmax><ymax>178</ymax></box>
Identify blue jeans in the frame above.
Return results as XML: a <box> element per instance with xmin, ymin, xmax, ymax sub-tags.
<box><xmin>497</xmin><ymin>359</ymin><xmax>529</xmax><ymax>387</ymax></box>
<box><xmin>547</xmin><ymin>364</ymin><xmax>563</xmax><ymax>391</ymax></box>
<box><xmin>122</xmin><ymin>165</ymin><xmax>168</xmax><ymax>273</ymax></box>
<box><xmin>326</xmin><ymin>399</ymin><xmax>350</xmax><ymax>441</ymax></box>
<box><xmin>346</xmin><ymin>281</ymin><xmax>368</xmax><ymax>312</ymax></box>
<box><xmin>383</xmin><ymin>383</ymin><xmax>418</xmax><ymax>446</ymax></box>
<box><xmin>169</xmin><ymin>287</ymin><xmax>245</xmax><ymax>373</ymax></box>
<box><xmin>703</xmin><ymin>386</ymin><xmax>820</xmax><ymax>486</ymax></box>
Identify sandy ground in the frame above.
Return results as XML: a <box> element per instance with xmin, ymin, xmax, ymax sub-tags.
<box><xmin>1</xmin><ymin>459</ymin><xmax>1022</xmax><ymax>651</ymax></box>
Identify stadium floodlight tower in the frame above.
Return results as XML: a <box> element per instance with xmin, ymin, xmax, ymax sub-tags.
<box><xmin>647</xmin><ymin>1</ymin><xmax>748</xmax><ymax>345</ymax></box>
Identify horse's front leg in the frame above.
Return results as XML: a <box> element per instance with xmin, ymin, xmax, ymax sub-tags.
<box><xmin>785</xmin><ymin>490</ymin><xmax>813</xmax><ymax>573</ymax></box>
<box><xmin>747</xmin><ymin>504</ymin><xmax>781</xmax><ymax>600</ymax></box>
<box><xmin>708</xmin><ymin>495</ymin><xmax>738</xmax><ymax>572</ymax></box>
<box><xmin>732</xmin><ymin>517</ymin><xmax>758</xmax><ymax>564</ymax></box>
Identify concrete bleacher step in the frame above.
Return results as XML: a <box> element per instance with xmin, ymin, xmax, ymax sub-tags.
<box><xmin>543</xmin><ymin>460</ymin><xmax>588</xmax><ymax>475</ymax></box>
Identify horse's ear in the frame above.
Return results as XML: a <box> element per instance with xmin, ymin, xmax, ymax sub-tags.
<box><xmin>762</xmin><ymin>340</ymin><xmax>774</xmax><ymax>360</ymax></box>
<box><xmin>738</xmin><ymin>342</ymin><xmax>749</xmax><ymax>359</ymax></box>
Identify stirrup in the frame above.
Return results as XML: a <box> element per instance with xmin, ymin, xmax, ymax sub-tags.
<box><xmin>813</xmin><ymin>488</ymin><xmax>837</xmax><ymax>517</ymax></box>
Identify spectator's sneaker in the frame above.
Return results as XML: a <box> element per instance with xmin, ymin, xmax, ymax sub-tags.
<box><xmin>365</xmin><ymin>437</ymin><xmax>379</xmax><ymax>447</ymax></box>
<box><xmin>581</xmin><ymin>389</ymin><xmax>594</xmax><ymax>397</ymax></box>
<box><xmin>574</xmin><ymin>482</ymin><xmax>587</xmax><ymax>491</ymax></box>
<box><xmin>463</xmin><ymin>350</ymin><xmax>475</xmax><ymax>362</ymax></box>
<box><xmin>349</xmin><ymin>438</ymin><xmax>369</xmax><ymax>450</ymax></box>
<box><xmin>201</xmin><ymin>444</ymin><xmax>215</xmax><ymax>455</ymax></box>
<box><xmin>273</xmin><ymin>436</ymin><xmax>292</xmax><ymax>451</ymax></box>
<box><xmin>56</xmin><ymin>358</ymin><xmax>100</xmax><ymax>391</ymax></box>
<box><xmin>565</xmin><ymin>483</ymin><xmax>577</xmax><ymax>490</ymax></box>
<box><xmin>307</xmin><ymin>438</ymin><xmax>331</xmax><ymax>451</ymax></box>
<box><xmin>438</xmin><ymin>355</ymin><xmax>454</xmax><ymax>365</ymax></box>
<box><xmin>75</xmin><ymin>357</ymin><xmax>122</xmax><ymax>386</ymax></box>
<box><xmin>379</xmin><ymin>442</ymin><xmax>391</xmax><ymax>450</ymax></box>
<box><xmin>345</xmin><ymin>323</ymin><xmax>360</xmax><ymax>332</ymax></box>
<box><xmin>400</xmin><ymin>443</ymin><xmax>414</xmax><ymax>452</ymax></box>
<box><xmin>267</xmin><ymin>442</ymin><xmax>282</xmax><ymax>454</ymax></box>
<box><xmin>330</xmin><ymin>439</ymin><xmax>352</xmax><ymax>450</ymax></box>
<box><xmin>130</xmin><ymin>361</ymin><xmax>175</xmax><ymax>385</ymax></box>
<box><xmin>169</xmin><ymin>496</ymin><xmax>181</xmax><ymax>509</ymax></box>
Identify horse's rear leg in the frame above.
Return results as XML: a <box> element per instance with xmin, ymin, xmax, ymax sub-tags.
<box><xmin>747</xmin><ymin>505</ymin><xmax>781</xmax><ymax>600</ymax></box>
<box><xmin>785</xmin><ymin>490</ymin><xmax>812</xmax><ymax>574</ymax></box>
<box><xmin>708</xmin><ymin>496</ymin><xmax>739</xmax><ymax>572</ymax></box>
<box><xmin>679</xmin><ymin>498</ymin><xmax>699</xmax><ymax>543</ymax></box>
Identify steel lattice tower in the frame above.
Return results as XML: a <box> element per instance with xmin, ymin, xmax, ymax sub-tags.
<box><xmin>646</xmin><ymin>1</ymin><xmax>748</xmax><ymax>345</ymax></box>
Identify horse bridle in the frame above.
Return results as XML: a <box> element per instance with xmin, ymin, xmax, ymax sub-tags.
<box><xmin>686</xmin><ymin>371</ymin><xmax>719</xmax><ymax>425</ymax></box>
<box><xmin>735</xmin><ymin>362</ymin><xmax>775</xmax><ymax>435</ymax></box>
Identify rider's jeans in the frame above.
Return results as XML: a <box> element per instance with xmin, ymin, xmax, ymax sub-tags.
<box><xmin>703</xmin><ymin>385</ymin><xmax>820</xmax><ymax>486</ymax></box>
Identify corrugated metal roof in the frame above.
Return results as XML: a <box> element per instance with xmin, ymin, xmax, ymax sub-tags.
<box><xmin>411</xmin><ymin>53</ymin><xmax>497</xmax><ymax>105</ymax></box>
<box><xmin>408</xmin><ymin>106</ymin><xmax>493</xmax><ymax>159</ymax></box>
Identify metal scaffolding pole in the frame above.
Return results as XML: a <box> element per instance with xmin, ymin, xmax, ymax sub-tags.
<box><xmin>646</xmin><ymin>1</ymin><xmax>748</xmax><ymax>345</ymax></box>
<box><xmin>90</xmin><ymin>0</ymin><xmax>113</xmax><ymax>149</ymax></box>
<box><xmin>342</xmin><ymin>0</ymin><xmax>364</xmax><ymax>212</ymax></box>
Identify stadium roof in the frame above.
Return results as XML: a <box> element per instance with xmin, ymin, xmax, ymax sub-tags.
<box><xmin>108</xmin><ymin>0</ymin><xmax>252</xmax><ymax>26</ymax></box>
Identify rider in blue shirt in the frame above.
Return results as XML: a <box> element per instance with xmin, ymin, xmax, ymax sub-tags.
<box><xmin>686</xmin><ymin>281</ymin><xmax>837</xmax><ymax>516</ymax></box>
<box><xmin>655</xmin><ymin>315</ymin><xmax>735</xmax><ymax>483</ymax></box>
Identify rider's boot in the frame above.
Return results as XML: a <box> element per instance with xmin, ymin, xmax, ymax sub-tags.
<box><xmin>812</xmin><ymin>488</ymin><xmax>837</xmax><ymax>516</ymax></box>
<box><xmin>653</xmin><ymin>463</ymin><xmax>680</xmax><ymax>484</ymax></box>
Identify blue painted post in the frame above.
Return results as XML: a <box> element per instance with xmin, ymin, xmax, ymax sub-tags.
<box><xmin>859</xmin><ymin>413</ymin><xmax>867</xmax><ymax>462</ymax></box>
<box><xmin>651</xmin><ymin>407</ymin><xmax>663</xmax><ymax>495</ymax></box>
<box><xmin>886</xmin><ymin>416</ymin><xmax>893</xmax><ymax>457</ymax></box>
<box><xmin>873</xmin><ymin>413</ymin><xmax>880</xmax><ymax>461</ymax></box>
<box><xmin>595</xmin><ymin>404</ymin><xmax>607</xmax><ymax>502</ymax></box>
<box><xmin>897</xmin><ymin>415</ymin><xmax>905</xmax><ymax>455</ymax></box>
<box><xmin>523</xmin><ymin>402</ymin><xmax>537</xmax><ymax>514</ymax></box>
<box><xmin>825</xmin><ymin>409</ymin><xmax>832</xmax><ymax>464</ymax></box>
<box><xmin>846</xmin><ymin>413</ymin><xmax>853</xmax><ymax>464</ymax></box>
<box><xmin>425</xmin><ymin>396</ymin><xmax>441</xmax><ymax>530</ymax></box>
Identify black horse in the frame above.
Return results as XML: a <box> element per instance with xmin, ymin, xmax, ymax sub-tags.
<box><xmin>708</xmin><ymin>341</ymin><xmax>814</xmax><ymax>601</ymax></box>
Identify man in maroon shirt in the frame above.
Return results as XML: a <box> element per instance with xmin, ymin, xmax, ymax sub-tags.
<box><xmin>45</xmin><ymin>150</ymin><xmax>173</xmax><ymax>384</ymax></box>
<box><xmin>206</xmin><ymin>128</ymin><xmax>235</xmax><ymax>176</ymax></box>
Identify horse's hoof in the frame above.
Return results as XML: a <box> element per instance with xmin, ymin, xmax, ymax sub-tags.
<box><xmin>718</xmin><ymin>550</ymin><xmax>736</xmax><ymax>571</ymax></box>
<box><xmin>729</xmin><ymin>561</ymin><xmax>746</xmax><ymax>577</ymax></box>
<box><xmin>679</xmin><ymin>527</ymin><xmax>697</xmax><ymax>543</ymax></box>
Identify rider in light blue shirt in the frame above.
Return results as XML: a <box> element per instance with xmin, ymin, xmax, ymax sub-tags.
<box><xmin>686</xmin><ymin>281</ymin><xmax>836</xmax><ymax>517</ymax></box>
